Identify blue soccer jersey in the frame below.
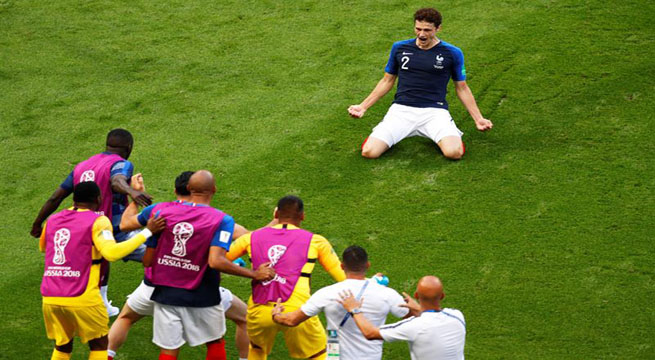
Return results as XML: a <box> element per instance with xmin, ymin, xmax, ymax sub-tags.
<box><xmin>385</xmin><ymin>39</ymin><xmax>466</xmax><ymax>109</ymax></box>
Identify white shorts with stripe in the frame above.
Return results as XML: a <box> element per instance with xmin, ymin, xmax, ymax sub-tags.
<box><xmin>370</xmin><ymin>104</ymin><xmax>463</xmax><ymax>147</ymax></box>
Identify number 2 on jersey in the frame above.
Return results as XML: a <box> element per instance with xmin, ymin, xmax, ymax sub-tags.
<box><xmin>401</xmin><ymin>56</ymin><xmax>410</xmax><ymax>70</ymax></box>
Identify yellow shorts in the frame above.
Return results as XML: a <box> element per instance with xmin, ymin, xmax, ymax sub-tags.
<box><xmin>42</xmin><ymin>303</ymin><xmax>109</xmax><ymax>346</ymax></box>
<box><xmin>247</xmin><ymin>303</ymin><xmax>326</xmax><ymax>358</ymax></box>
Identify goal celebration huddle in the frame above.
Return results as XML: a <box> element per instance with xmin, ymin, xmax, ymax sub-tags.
<box><xmin>32</xmin><ymin>7</ymin><xmax>488</xmax><ymax>360</ymax></box>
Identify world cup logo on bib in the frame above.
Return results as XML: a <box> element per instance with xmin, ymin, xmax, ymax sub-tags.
<box><xmin>172</xmin><ymin>222</ymin><xmax>194</xmax><ymax>257</ymax></box>
<box><xmin>53</xmin><ymin>228</ymin><xmax>71</xmax><ymax>265</ymax></box>
<box><xmin>267</xmin><ymin>245</ymin><xmax>287</xmax><ymax>266</ymax></box>
<box><xmin>263</xmin><ymin>245</ymin><xmax>288</xmax><ymax>286</ymax></box>
<box><xmin>79</xmin><ymin>170</ymin><xmax>96</xmax><ymax>182</ymax></box>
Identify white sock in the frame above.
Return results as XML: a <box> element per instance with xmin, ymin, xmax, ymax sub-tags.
<box><xmin>239</xmin><ymin>358</ymin><xmax>248</xmax><ymax>360</ymax></box>
<box><xmin>100</xmin><ymin>285</ymin><xmax>109</xmax><ymax>304</ymax></box>
<box><xmin>107</xmin><ymin>350</ymin><xmax>116</xmax><ymax>358</ymax></box>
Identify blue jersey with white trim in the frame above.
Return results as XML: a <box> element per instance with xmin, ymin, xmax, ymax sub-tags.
<box><xmin>385</xmin><ymin>39</ymin><xmax>466</xmax><ymax>109</ymax></box>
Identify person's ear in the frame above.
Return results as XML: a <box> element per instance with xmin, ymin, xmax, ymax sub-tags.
<box><xmin>366</xmin><ymin>261</ymin><xmax>371</xmax><ymax>270</ymax></box>
<box><xmin>441</xmin><ymin>292</ymin><xmax>445</xmax><ymax>300</ymax></box>
<box><xmin>300</xmin><ymin>212</ymin><xmax>306</xmax><ymax>221</ymax></box>
<box><xmin>341</xmin><ymin>263</ymin><xmax>345</xmax><ymax>270</ymax></box>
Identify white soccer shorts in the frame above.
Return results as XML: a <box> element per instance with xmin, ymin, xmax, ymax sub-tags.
<box><xmin>153</xmin><ymin>303</ymin><xmax>226</xmax><ymax>349</ymax></box>
<box><xmin>370</xmin><ymin>104</ymin><xmax>463</xmax><ymax>147</ymax></box>
<box><xmin>126</xmin><ymin>281</ymin><xmax>155</xmax><ymax>316</ymax></box>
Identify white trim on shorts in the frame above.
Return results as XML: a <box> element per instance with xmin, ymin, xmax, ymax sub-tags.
<box><xmin>370</xmin><ymin>103</ymin><xmax>463</xmax><ymax>147</ymax></box>
<box><xmin>126</xmin><ymin>281</ymin><xmax>155</xmax><ymax>316</ymax></box>
<box><xmin>219</xmin><ymin>287</ymin><xmax>233</xmax><ymax>312</ymax></box>
<box><xmin>152</xmin><ymin>303</ymin><xmax>226</xmax><ymax>349</ymax></box>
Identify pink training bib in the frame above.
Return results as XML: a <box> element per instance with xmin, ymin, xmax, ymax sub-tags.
<box><xmin>250</xmin><ymin>226</ymin><xmax>312</xmax><ymax>304</ymax></box>
<box><xmin>41</xmin><ymin>209</ymin><xmax>100</xmax><ymax>297</ymax></box>
<box><xmin>73</xmin><ymin>153</ymin><xmax>124</xmax><ymax>219</ymax></box>
<box><xmin>150</xmin><ymin>204</ymin><xmax>225</xmax><ymax>290</ymax></box>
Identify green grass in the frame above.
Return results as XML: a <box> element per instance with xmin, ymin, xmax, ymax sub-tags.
<box><xmin>1</xmin><ymin>0</ymin><xmax>654</xmax><ymax>358</ymax></box>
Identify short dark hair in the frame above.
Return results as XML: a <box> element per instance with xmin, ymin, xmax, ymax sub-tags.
<box><xmin>277</xmin><ymin>195</ymin><xmax>304</xmax><ymax>220</ymax></box>
<box><xmin>106</xmin><ymin>128</ymin><xmax>133</xmax><ymax>148</ymax></box>
<box><xmin>342</xmin><ymin>246</ymin><xmax>368</xmax><ymax>273</ymax></box>
<box><xmin>73</xmin><ymin>181</ymin><xmax>101</xmax><ymax>203</ymax></box>
<box><xmin>414</xmin><ymin>8</ymin><xmax>442</xmax><ymax>27</ymax></box>
<box><xmin>175</xmin><ymin>171</ymin><xmax>195</xmax><ymax>195</ymax></box>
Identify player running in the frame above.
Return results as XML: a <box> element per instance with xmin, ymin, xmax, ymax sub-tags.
<box><xmin>39</xmin><ymin>181</ymin><xmax>165</xmax><ymax>360</ymax></box>
<box><xmin>144</xmin><ymin>170</ymin><xmax>275</xmax><ymax>360</ymax></box>
<box><xmin>107</xmin><ymin>171</ymin><xmax>251</xmax><ymax>360</ymax></box>
<box><xmin>31</xmin><ymin>128</ymin><xmax>152</xmax><ymax>316</ymax></box>
<box><xmin>348</xmin><ymin>8</ymin><xmax>493</xmax><ymax>160</ymax></box>
<box><xmin>226</xmin><ymin>195</ymin><xmax>346</xmax><ymax>360</ymax></box>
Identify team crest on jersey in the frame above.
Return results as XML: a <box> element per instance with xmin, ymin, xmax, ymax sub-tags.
<box><xmin>79</xmin><ymin>170</ymin><xmax>96</xmax><ymax>182</ymax></box>
<box><xmin>263</xmin><ymin>245</ymin><xmax>288</xmax><ymax>286</ymax></box>
<box><xmin>53</xmin><ymin>228</ymin><xmax>71</xmax><ymax>265</ymax></box>
<box><xmin>172</xmin><ymin>222</ymin><xmax>194</xmax><ymax>257</ymax></box>
<box><xmin>434</xmin><ymin>54</ymin><xmax>445</xmax><ymax>69</ymax></box>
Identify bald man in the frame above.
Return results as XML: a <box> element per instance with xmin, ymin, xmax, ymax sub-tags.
<box><xmin>338</xmin><ymin>276</ymin><xmax>466</xmax><ymax>360</ymax></box>
<box><xmin>144</xmin><ymin>170</ymin><xmax>275</xmax><ymax>360</ymax></box>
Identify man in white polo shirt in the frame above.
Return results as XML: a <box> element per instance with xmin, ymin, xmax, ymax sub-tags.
<box><xmin>338</xmin><ymin>275</ymin><xmax>465</xmax><ymax>360</ymax></box>
<box><xmin>271</xmin><ymin>245</ymin><xmax>409</xmax><ymax>360</ymax></box>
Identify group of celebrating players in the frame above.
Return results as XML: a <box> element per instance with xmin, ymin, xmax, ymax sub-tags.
<box><xmin>33</xmin><ymin>7</ymin><xmax>490</xmax><ymax>360</ymax></box>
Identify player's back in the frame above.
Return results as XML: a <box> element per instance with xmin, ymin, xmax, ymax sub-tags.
<box><xmin>150</xmin><ymin>203</ymin><xmax>225</xmax><ymax>290</ymax></box>
<box><xmin>409</xmin><ymin>309</ymin><xmax>466</xmax><ymax>360</ymax></box>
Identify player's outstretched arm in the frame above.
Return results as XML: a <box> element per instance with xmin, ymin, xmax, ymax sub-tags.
<box><xmin>111</xmin><ymin>174</ymin><xmax>152</xmax><ymax>207</ymax></box>
<box><xmin>454</xmin><ymin>81</ymin><xmax>493</xmax><ymax>131</ymax></box>
<box><xmin>209</xmin><ymin>247</ymin><xmax>276</xmax><ymax>281</ymax></box>
<box><xmin>95</xmin><ymin>215</ymin><xmax>165</xmax><ymax>261</ymax></box>
<box><xmin>348</xmin><ymin>73</ymin><xmax>397</xmax><ymax>118</ymax></box>
<box><xmin>31</xmin><ymin>187</ymin><xmax>72</xmax><ymax>238</ymax></box>
<box><xmin>271</xmin><ymin>298</ymin><xmax>310</xmax><ymax>327</ymax></box>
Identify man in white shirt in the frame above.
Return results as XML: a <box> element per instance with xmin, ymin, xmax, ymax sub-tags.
<box><xmin>271</xmin><ymin>245</ymin><xmax>409</xmax><ymax>360</ymax></box>
<box><xmin>338</xmin><ymin>275</ymin><xmax>466</xmax><ymax>360</ymax></box>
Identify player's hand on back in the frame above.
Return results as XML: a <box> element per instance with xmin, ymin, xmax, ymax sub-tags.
<box><xmin>348</xmin><ymin>105</ymin><xmax>367</xmax><ymax>118</ymax></box>
<box><xmin>475</xmin><ymin>118</ymin><xmax>493</xmax><ymax>131</ymax></box>
<box><xmin>254</xmin><ymin>262</ymin><xmax>276</xmax><ymax>281</ymax></box>
<box><xmin>130</xmin><ymin>173</ymin><xmax>145</xmax><ymax>191</ymax></box>
<box><xmin>271</xmin><ymin>298</ymin><xmax>285</xmax><ymax>321</ymax></box>
<box><xmin>130</xmin><ymin>189</ymin><xmax>153</xmax><ymax>207</ymax></box>
<box><xmin>146</xmin><ymin>215</ymin><xmax>166</xmax><ymax>234</ymax></box>
<box><xmin>400</xmin><ymin>291</ymin><xmax>421</xmax><ymax>316</ymax></box>
<box><xmin>337</xmin><ymin>289</ymin><xmax>363</xmax><ymax>312</ymax></box>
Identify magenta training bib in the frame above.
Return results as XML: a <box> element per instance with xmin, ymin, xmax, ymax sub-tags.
<box><xmin>143</xmin><ymin>201</ymin><xmax>183</xmax><ymax>283</ymax></box>
<box><xmin>73</xmin><ymin>153</ymin><xmax>124</xmax><ymax>219</ymax></box>
<box><xmin>41</xmin><ymin>209</ymin><xmax>100</xmax><ymax>297</ymax></box>
<box><xmin>150</xmin><ymin>204</ymin><xmax>225</xmax><ymax>290</ymax></box>
<box><xmin>250</xmin><ymin>226</ymin><xmax>312</xmax><ymax>304</ymax></box>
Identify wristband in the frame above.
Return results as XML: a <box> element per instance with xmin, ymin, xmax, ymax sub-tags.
<box><xmin>139</xmin><ymin>228</ymin><xmax>153</xmax><ymax>239</ymax></box>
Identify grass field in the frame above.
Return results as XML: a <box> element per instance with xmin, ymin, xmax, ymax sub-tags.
<box><xmin>1</xmin><ymin>0</ymin><xmax>654</xmax><ymax>358</ymax></box>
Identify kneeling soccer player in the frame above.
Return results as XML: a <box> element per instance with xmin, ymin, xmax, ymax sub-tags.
<box><xmin>39</xmin><ymin>181</ymin><xmax>165</xmax><ymax>360</ymax></box>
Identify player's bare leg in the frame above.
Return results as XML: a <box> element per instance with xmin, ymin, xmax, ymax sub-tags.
<box><xmin>159</xmin><ymin>347</ymin><xmax>180</xmax><ymax>359</ymax></box>
<box><xmin>361</xmin><ymin>137</ymin><xmax>389</xmax><ymax>159</ymax></box>
<box><xmin>108</xmin><ymin>304</ymin><xmax>144</xmax><ymax>356</ymax></box>
<box><xmin>437</xmin><ymin>136</ymin><xmax>464</xmax><ymax>160</ymax></box>
<box><xmin>225</xmin><ymin>296</ymin><xmax>249</xmax><ymax>359</ymax></box>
